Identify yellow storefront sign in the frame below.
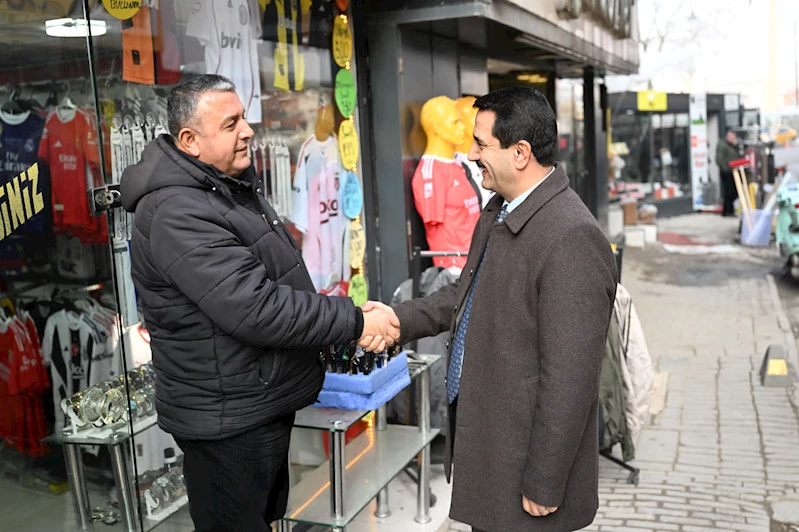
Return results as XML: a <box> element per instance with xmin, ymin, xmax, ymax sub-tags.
<box><xmin>637</xmin><ymin>91</ymin><xmax>668</xmax><ymax>112</ymax></box>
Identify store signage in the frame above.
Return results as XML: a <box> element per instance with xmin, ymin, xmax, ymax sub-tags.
<box><xmin>555</xmin><ymin>0</ymin><xmax>634</xmax><ymax>38</ymax></box>
<box><xmin>335</xmin><ymin>68</ymin><xmax>356</xmax><ymax>118</ymax></box>
<box><xmin>689</xmin><ymin>93</ymin><xmax>712</xmax><ymax>211</ymax></box>
<box><xmin>338</xmin><ymin>119</ymin><xmax>359</xmax><ymax>170</ymax></box>
<box><xmin>332</xmin><ymin>15</ymin><xmax>352</xmax><ymax>67</ymax></box>
<box><xmin>349</xmin><ymin>219</ymin><xmax>365</xmax><ymax>269</ymax></box>
<box><xmin>0</xmin><ymin>163</ymin><xmax>45</xmax><ymax>241</ymax></box>
<box><xmin>348</xmin><ymin>273</ymin><xmax>367</xmax><ymax>306</ymax></box>
<box><xmin>637</xmin><ymin>91</ymin><xmax>667</xmax><ymax>112</ymax></box>
<box><xmin>101</xmin><ymin>0</ymin><xmax>141</xmax><ymax>20</ymax></box>
<box><xmin>341</xmin><ymin>170</ymin><xmax>363</xmax><ymax>219</ymax></box>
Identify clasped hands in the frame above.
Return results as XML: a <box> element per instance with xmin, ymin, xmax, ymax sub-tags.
<box><xmin>358</xmin><ymin>301</ymin><xmax>400</xmax><ymax>353</ymax></box>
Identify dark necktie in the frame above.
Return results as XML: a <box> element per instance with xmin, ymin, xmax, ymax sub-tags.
<box><xmin>447</xmin><ymin>204</ymin><xmax>509</xmax><ymax>403</ymax></box>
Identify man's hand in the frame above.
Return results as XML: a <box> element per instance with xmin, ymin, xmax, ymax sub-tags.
<box><xmin>358</xmin><ymin>301</ymin><xmax>400</xmax><ymax>352</ymax></box>
<box><xmin>522</xmin><ymin>495</ymin><xmax>558</xmax><ymax>517</ymax></box>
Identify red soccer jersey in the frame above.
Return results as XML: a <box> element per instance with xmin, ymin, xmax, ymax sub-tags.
<box><xmin>38</xmin><ymin>107</ymin><xmax>100</xmax><ymax>237</ymax></box>
<box><xmin>411</xmin><ymin>155</ymin><xmax>481</xmax><ymax>269</ymax></box>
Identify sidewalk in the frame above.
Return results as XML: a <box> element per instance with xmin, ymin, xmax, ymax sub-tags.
<box><xmin>445</xmin><ymin>214</ymin><xmax>799</xmax><ymax>532</ymax></box>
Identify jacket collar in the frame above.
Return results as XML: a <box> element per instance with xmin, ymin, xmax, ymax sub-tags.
<box><xmin>499</xmin><ymin>164</ymin><xmax>570</xmax><ymax>234</ymax></box>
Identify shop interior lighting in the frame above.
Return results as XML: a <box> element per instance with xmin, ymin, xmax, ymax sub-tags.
<box><xmin>45</xmin><ymin>18</ymin><xmax>107</xmax><ymax>38</ymax></box>
<box><xmin>516</xmin><ymin>73</ymin><xmax>549</xmax><ymax>84</ymax></box>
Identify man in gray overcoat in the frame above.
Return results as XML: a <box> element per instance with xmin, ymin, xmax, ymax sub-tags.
<box><xmin>373</xmin><ymin>87</ymin><xmax>617</xmax><ymax>531</ymax></box>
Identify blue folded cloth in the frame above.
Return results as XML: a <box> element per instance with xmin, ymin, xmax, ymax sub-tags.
<box><xmin>321</xmin><ymin>352</ymin><xmax>408</xmax><ymax>394</ymax></box>
<box><xmin>315</xmin><ymin>366</ymin><xmax>412</xmax><ymax>411</ymax></box>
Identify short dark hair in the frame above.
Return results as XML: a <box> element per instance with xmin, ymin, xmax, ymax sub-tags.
<box><xmin>167</xmin><ymin>74</ymin><xmax>237</xmax><ymax>137</ymax></box>
<box><xmin>473</xmin><ymin>87</ymin><xmax>558</xmax><ymax>166</ymax></box>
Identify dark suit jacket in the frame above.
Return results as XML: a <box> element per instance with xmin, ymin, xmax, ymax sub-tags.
<box><xmin>394</xmin><ymin>165</ymin><xmax>617</xmax><ymax>531</ymax></box>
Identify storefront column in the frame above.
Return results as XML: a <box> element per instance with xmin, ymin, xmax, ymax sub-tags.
<box><xmin>582</xmin><ymin>67</ymin><xmax>610</xmax><ymax>232</ymax></box>
<box><xmin>365</xmin><ymin>21</ymin><xmax>411</xmax><ymax>302</ymax></box>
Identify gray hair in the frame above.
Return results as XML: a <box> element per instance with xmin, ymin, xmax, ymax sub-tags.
<box><xmin>167</xmin><ymin>74</ymin><xmax>237</xmax><ymax>137</ymax></box>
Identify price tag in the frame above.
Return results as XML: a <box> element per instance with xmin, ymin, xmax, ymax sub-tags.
<box><xmin>102</xmin><ymin>0</ymin><xmax>141</xmax><ymax>20</ymax></box>
<box><xmin>338</xmin><ymin>120</ymin><xmax>359</xmax><ymax>170</ymax></box>
<box><xmin>335</xmin><ymin>69</ymin><xmax>356</xmax><ymax>118</ymax></box>
<box><xmin>332</xmin><ymin>15</ymin><xmax>353</xmax><ymax>68</ymax></box>
<box><xmin>348</xmin><ymin>274</ymin><xmax>367</xmax><ymax>306</ymax></box>
<box><xmin>349</xmin><ymin>219</ymin><xmax>365</xmax><ymax>269</ymax></box>
<box><xmin>341</xmin><ymin>170</ymin><xmax>363</xmax><ymax>219</ymax></box>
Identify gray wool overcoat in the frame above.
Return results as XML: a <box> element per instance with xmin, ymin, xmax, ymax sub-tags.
<box><xmin>394</xmin><ymin>165</ymin><xmax>617</xmax><ymax>532</ymax></box>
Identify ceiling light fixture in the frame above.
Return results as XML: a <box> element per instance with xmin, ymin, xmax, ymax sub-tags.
<box><xmin>45</xmin><ymin>18</ymin><xmax>107</xmax><ymax>38</ymax></box>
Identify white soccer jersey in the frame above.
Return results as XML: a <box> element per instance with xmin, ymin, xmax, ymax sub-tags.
<box><xmin>42</xmin><ymin>310</ymin><xmax>120</xmax><ymax>429</ymax></box>
<box><xmin>187</xmin><ymin>0</ymin><xmax>263</xmax><ymax>123</ymax></box>
<box><xmin>290</xmin><ymin>134</ymin><xmax>351</xmax><ymax>292</ymax></box>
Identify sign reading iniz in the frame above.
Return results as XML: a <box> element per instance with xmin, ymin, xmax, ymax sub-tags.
<box><xmin>555</xmin><ymin>0</ymin><xmax>634</xmax><ymax>39</ymax></box>
<box><xmin>0</xmin><ymin>163</ymin><xmax>45</xmax><ymax>241</ymax></box>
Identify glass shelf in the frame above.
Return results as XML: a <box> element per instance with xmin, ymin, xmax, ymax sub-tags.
<box><xmin>144</xmin><ymin>494</ymin><xmax>189</xmax><ymax>531</ymax></box>
<box><xmin>42</xmin><ymin>414</ymin><xmax>158</xmax><ymax>447</ymax></box>
<box><xmin>282</xmin><ymin>424</ymin><xmax>439</xmax><ymax>528</ymax></box>
<box><xmin>42</xmin><ymin>354</ymin><xmax>443</xmax><ymax>446</ymax></box>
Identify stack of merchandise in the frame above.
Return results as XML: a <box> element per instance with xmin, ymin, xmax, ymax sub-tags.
<box><xmin>316</xmin><ymin>347</ymin><xmax>410</xmax><ymax>411</ymax></box>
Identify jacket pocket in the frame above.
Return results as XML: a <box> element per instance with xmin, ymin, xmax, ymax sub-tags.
<box><xmin>256</xmin><ymin>352</ymin><xmax>283</xmax><ymax>387</ymax></box>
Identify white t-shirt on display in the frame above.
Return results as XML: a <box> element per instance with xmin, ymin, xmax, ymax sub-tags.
<box><xmin>291</xmin><ymin>134</ymin><xmax>351</xmax><ymax>292</ymax></box>
<box><xmin>187</xmin><ymin>0</ymin><xmax>263</xmax><ymax>123</ymax></box>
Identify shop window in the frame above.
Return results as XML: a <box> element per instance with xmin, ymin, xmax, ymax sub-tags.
<box><xmin>0</xmin><ymin>1</ymin><xmax>365</xmax><ymax>529</ymax></box>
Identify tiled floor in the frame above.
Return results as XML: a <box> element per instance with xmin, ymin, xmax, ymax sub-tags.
<box><xmin>0</xmin><ymin>454</ymin><xmax>452</xmax><ymax>531</ymax></box>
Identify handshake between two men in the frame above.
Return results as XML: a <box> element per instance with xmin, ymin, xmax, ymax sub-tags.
<box><xmin>357</xmin><ymin>301</ymin><xmax>400</xmax><ymax>353</ymax></box>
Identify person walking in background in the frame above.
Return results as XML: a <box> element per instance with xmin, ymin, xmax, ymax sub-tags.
<box><xmin>717</xmin><ymin>128</ymin><xmax>740</xmax><ymax>217</ymax></box>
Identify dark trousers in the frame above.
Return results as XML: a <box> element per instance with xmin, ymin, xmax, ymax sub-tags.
<box><xmin>175</xmin><ymin>413</ymin><xmax>295</xmax><ymax>532</ymax></box>
<box><xmin>721</xmin><ymin>170</ymin><xmax>736</xmax><ymax>216</ymax></box>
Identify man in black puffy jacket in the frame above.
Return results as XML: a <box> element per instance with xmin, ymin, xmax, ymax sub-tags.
<box><xmin>120</xmin><ymin>74</ymin><xmax>399</xmax><ymax>532</ymax></box>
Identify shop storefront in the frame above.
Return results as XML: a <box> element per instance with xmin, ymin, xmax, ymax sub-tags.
<box><xmin>608</xmin><ymin>91</ymin><xmax>759</xmax><ymax>217</ymax></box>
<box><xmin>355</xmin><ymin>0</ymin><xmax>640</xmax><ymax>301</ymax></box>
<box><xmin>0</xmin><ymin>1</ymin><xmax>373</xmax><ymax>530</ymax></box>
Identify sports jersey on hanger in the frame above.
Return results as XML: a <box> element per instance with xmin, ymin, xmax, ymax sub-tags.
<box><xmin>307</xmin><ymin>0</ymin><xmax>333</xmax><ymax>49</ymax></box>
<box><xmin>187</xmin><ymin>0</ymin><xmax>263</xmax><ymax>123</ymax></box>
<box><xmin>290</xmin><ymin>134</ymin><xmax>350</xmax><ymax>291</ymax></box>
<box><xmin>411</xmin><ymin>155</ymin><xmax>481</xmax><ymax>270</ymax></box>
<box><xmin>42</xmin><ymin>309</ymin><xmax>120</xmax><ymax>429</ymax></box>
<box><xmin>55</xmin><ymin>235</ymin><xmax>97</xmax><ymax>281</ymax></box>
<box><xmin>262</xmin><ymin>0</ymin><xmax>305</xmax><ymax>91</ymax></box>
<box><xmin>0</xmin><ymin>110</ymin><xmax>47</xmax><ymax>235</ymax></box>
<box><xmin>121</xmin><ymin>0</ymin><xmax>182</xmax><ymax>86</ymax></box>
<box><xmin>38</xmin><ymin>107</ymin><xmax>100</xmax><ymax>241</ymax></box>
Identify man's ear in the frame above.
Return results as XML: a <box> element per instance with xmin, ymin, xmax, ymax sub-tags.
<box><xmin>177</xmin><ymin>128</ymin><xmax>201</xmax><ymax>158</ymax></box>
<box><xmin>514</xmin><ymin>140</ymin><xmax>533</xmax><ymax>169</ymax></box>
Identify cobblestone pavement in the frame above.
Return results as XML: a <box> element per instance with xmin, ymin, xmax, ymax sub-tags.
<box><xmin>444</xmin><ymin>215</ymin><xmax>799</xmax><ymax>531</ymax></box>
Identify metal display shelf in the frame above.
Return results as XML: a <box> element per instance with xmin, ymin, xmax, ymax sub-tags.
<box><xmin>49</xmin><ymin>353</ymin><xmax>441</xmax><ymax>532</ymax></box>
<box><xmin>279</xmin><ymin>353</ymin><xmax>442</xmax><ymax>532</ymax></box>
<box><xmin>282</xmin><ymin>425</ymin><xmax>439</xmax><ymax>528</ymax></box>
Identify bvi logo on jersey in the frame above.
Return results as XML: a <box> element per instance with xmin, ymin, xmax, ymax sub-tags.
<box><xmin>221</xmin><ymin>32</ymin><xmax>242</xmax><ymax>49</ymax></box>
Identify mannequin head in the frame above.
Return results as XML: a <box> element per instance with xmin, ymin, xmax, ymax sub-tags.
<box><xmin>315</xmin><ymin>102</ymin><xmax>336</xmax><ymax>142</ymax></box>
<box><xmin>454</xmin><ymin>96</ymin><xmax>478</xmax><ymax>154</ymax></box>
<box><xmin>420</xmin><ymin>96</ymin><xmax>465</xmax><ymax>159</ymax></box>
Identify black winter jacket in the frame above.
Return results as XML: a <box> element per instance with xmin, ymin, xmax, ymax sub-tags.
<box><xmin>121</xmin><ymin>136</ymin><xmax>363</xmax><ymax>440</ymax></box>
